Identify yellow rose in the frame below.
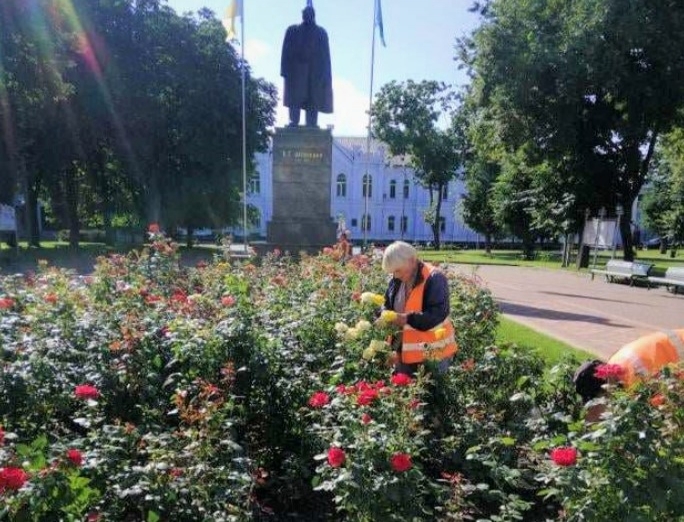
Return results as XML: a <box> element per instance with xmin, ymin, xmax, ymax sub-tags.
<box><xmin>334</xmin><ymin>322</ymin><xmax>349</xmax><ymax>334</ymax></box>
<box><xmin>355</xmin><ymin>320</ymin><xmax>372</xmax><ymax>332</ymax></box>
<box><xmin>379</xmin><ymin>310</ymin><xmax>398</xmax><ymax>324</ymax></box>
<box><xmin>362</xmin><ymin>347</ymin><xmax>376</xmax><ymax>360</ymax></box>
<box><xmin>369</xmin><ymin>339</ymin><xmax>388</xmax><ymax>352</ymax></box>
<box><xmin>434</xmin><ymin>327</ymin><xmax>447</xmax><ymax>340</ymax></box>
<box><xmin>361</xmin><ymin>292</ymin><xmax>385</xmax><ymax>306</ymax></box>
<box><xmin>344</xmin><ymin>327</ymin><xmax>360</xmax><ymax>341</ymax></box>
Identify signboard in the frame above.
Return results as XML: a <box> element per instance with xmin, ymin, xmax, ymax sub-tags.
<box><xmin>0</xmin><ymin>204</ymin><xmax>16</xmax><ymax>233</ymax></box>
<box><xmin>582</xmin><ymin>218</ymin><xmax>619</xmax><ymax>248</ymax></box>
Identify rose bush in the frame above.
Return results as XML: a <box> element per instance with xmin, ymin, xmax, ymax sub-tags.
<box><xmin>0</xmin><ymin>234</ymin><xmax>682</xmax><ymax>520</ymax></box>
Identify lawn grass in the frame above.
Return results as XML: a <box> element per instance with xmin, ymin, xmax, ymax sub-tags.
<box><xmin>420</xmin><ymin>247</ymin><xmax>684</xmax><ymax>275</ymax></box>
<box><xmin>496</xmin><ymin>316</ymin><xmax>593</xmax><ymax>366</ymax></box>
<box><xmin>0</xmin><ymin>241</ymin><xmax>216</xmax><ymax>275</ymax></box>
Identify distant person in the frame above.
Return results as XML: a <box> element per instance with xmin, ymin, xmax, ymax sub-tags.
<box><xmin>334</xmin><ymin>230</ymin><xmax>351</xmax><ymax>263</ymax></box>
<box><xmin>380</xmin><ymin>241</ymin><xmax>457</xmax><ymax>376</ymax></box>
<box><xmin>631</xmin><ymin>223</ymin><xmax>642</xmax><ymax>250</ymax></box>
<box><xmin>574</xmin><ymin>329</ymin><xmax>684</xmax><ymax>419</ymax></box>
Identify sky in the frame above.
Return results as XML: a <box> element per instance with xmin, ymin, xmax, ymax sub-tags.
<box><xmin>165</xmin><ymin>0</ymin><xmax>482</xmax><ymax>136</ymax></box>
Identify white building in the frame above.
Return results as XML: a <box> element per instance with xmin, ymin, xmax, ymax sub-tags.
<box><xmin>246</xmin><ymin>136</ymin><xmax>479</xmax><ymax>244</ymax></box>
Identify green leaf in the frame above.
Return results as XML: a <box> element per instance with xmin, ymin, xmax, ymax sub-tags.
<box><xmin>147</xmin><ymin>511</ymin><xmax>160</xmax><ymax>522</ymax></box>
<box><xmin>500</xmin><ymin>436</ymin><xmax>516</xmax><ymax>446</ymax></box>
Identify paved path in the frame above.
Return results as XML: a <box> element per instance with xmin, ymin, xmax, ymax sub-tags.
<box><xmin>452</xmin><ymin>264</ymin><xmax>684</xmax><ymax>360</ymax></box>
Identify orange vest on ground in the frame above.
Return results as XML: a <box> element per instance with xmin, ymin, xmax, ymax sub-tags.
<box><xmin>401</xmin><ymin>263</ymin><xmax>458</xmax><ymax>364</ymax></box>
<box><xmin>608</xmin><ymin>329</ymin><xmax>684</xmax><ymax>387</ymax></box>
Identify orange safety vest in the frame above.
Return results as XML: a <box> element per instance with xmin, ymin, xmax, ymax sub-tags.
<box><xmin>608</xmin><ymin>329</ymin><xmax>684</xmax><ymax>387</ymax></box>
<box><xmin>401</xmin><ymin>263</ymin><xmax>458</xmax><ymax>364</ymax></box>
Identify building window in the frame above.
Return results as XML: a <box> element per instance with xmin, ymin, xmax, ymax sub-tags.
<box><xmin>403</xmin><ymin>179</ymin><xmax>410</xmax><ymax>199</ymax></box>
<box><xmin>439</xmin><ymin>216</ymin><xmax>446</xmax><ymax>233</ymax></box>
<box><xmin>389</xmin><ymin>180</ymin><xmax>396</xmax><ymax>199</ymax></box>
<box><xmin>361</xmin><ymin>214</ymin><xmax>371</xmax><ymax>231</ymax></box>
<box><xmin>441</xmin><ymin>184</ymin><xmax>448</xmax><ymax>200</ymax></box>
<box><xmin>248</xmin><ymin>206</ymin><xmax>261</xmax><ymax>229</ymax></box>
<box><xmin>351</xmin><ymin>218</ymin><xmax>358</xmax><ymax>228</ymax></box>
<box><xmin>362</xmin><ymin>174</ymin><xmax>372</xmax><ymax>198</ymax></box>
<box><xmin>248</xmin><ymin>175</ymin><xmax>260</xmax><ymax>195</ymax></box>
<box><xmin>388</xmin><ymin>215</ymin><xmax>395</xmax><ymax>232</ymax></box>
<box><xmin>336</xmin><ymin>173</ymin><xmax>347</xmax><ymax>198</ymax></box>
<box><xmin>401</xmin><ymin>216</ymin><xmax>408</xmax><ymax>233</ymax></box>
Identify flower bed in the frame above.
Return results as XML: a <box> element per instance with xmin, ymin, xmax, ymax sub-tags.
<box><xmin>0</xmin><ymin>237</ymin><xmax>682</xmax><ymax>520</ymax></box>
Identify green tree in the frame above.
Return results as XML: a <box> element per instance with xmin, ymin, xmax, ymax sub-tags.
<box><xmin>462</xmin><ymin>0</ymin><xmax>684</xmax><ymax>261</ymax></box>
<box><xmin>372</xmin><ymin>80</ymin><xmax>463</xmax><ymax>249</ymax></box>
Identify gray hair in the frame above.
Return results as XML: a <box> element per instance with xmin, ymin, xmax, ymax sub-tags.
<box><xmin>382</xmin><ymin>241</ymin><xmax>417</xmax><ymax>273</ymax></box>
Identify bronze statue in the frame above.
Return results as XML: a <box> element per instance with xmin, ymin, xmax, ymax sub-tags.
<box><xmin>280</xmin><ymin>6</ymin><xmax>333</xmax><ymax>127</ymax></box>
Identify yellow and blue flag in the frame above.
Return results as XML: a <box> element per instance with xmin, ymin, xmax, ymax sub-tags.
<box><xmin>222</xmin><ymin>0</ymin><xmax>242</xmax><ymax>41</ymax></box>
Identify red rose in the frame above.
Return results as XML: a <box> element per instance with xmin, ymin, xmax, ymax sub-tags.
<box><xmin>327</xmin><ymin>447</ymin><xmax>346</xmax><ymax>468</ymax></box>
<box><xmin>44</xmin><ymin>293</ymin><xmax>58</xmax><ymax>304</ymax></box>
<box><xmin>357</xmin><ymin>388</ymin><xmax>379</xmax><ymax>406</ymax></box>
<box><xmin>550</xmin><ymin>447</ymin><xmax>578</xmax><ymax>467</ymax></box>
<box><xmin>144</xmin><ymin>294</ymin><xmax>162</xmax><ymax>305</ymax></box>
<box><xmin>0</xmin><ymin>298</ymin><xmax>14</xmax><ymax>310</ymax></box>
<box><xmin>390</xmin><ymin>453</ymin><xmax>412</xmax><ymax>472</ymax></box>
<box><xmin>74</xmin><ymin>385</ymin><xmax>100</xmax><ymax>400</ymax></box>
<box><xmin>0</xmin><ymin>467</ymin><xmax>28</xmax><ymax>491</ymax></box>
<box><xmin>391</xmin><ymin>373</ymin><xmax>413</xmax><ymax>387</ymax></box>
<box><xmin>148</xmin><ymin>223</ymin><xmax>160</xmax><ymax>234</ymax></box>
<box><xmin>308</xmin><ymin>391</ymin><xmax>330</xmax><ymax>408</ymax></box>
<box><xmin>361</xmin><ymin>413</ymin><xmax>372</xmax><ymax>424</ymax></box>
<box><xmin>86</xmin><ymin>512</ymin><xmax>102</xmax><ymax>522</ymax></box>
<box><xmin>0</xmin><ymin>427</ymin><xmax>4</xmax><ymax>445</ymax></box>
<box><xmin>594</xmin><ymin>364</ymin><xmax>625</xmax><ymax>381</ymax></box>
<box><xmin>169</xmin><ymin>468</ymin><xmax>183</xmax><ymax>478</ymax></box>
<box><xmin>66</xmin><ymin>449</ymin><xmax>83</xmax><ymax>467</ymax></box>
<box><xmin>650</xmin><ymin>393</ymin><xmax>666</xmax><ymax>407</ymax></box>
<box><xmin>357</xmin><ymin>381</ymin><xmax>372</xmax><ymax>392</ymax></box>
<box><xmin>221</xmin><ymin>295</ymin><xmax>236</xmax><ymax>307</ymax></box>
<box><xmin>409</xmin><ymin>399</ymin><xmax>421</xmax><ymax>410</ymax></box>
<box><xmin>170</xmin><ymin>291</ymin><xmax>187</xmax><ymax>304</ymax></box>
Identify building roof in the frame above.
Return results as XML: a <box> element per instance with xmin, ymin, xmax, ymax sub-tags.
<box><xmin>334</xmin><ymin>136</ymin><xmax>411</xmax><ymax>167</ymax></box>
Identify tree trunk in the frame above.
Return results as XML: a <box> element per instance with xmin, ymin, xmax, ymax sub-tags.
<box><xmin>65</xmin><ymin>167</ymin><xmax>80</xmax><ymax>249</ymax></box>
<box><xmin>104</xmin><ymin>211</ymin><xmax>114</xmax><ymax>245</ymax></box>
<box><xmin>186</xmin><ymin>225</ymin><xmax>194</xmax><ymax>249</ymax></box>
<box><xmin>434</xmin><ymin>186</ymin><xmax>443</xmax><ymax>250</ymax></box>
<box><xmin>26</xmin><ymin>176</ymin><xmax>41</xmax><ymax>247</ymax></box>
<box><xmin>620</xmin><ymin>203</ymin><xmax>635</xmax><ymax>261</ymax></box>
<box><xmin>484</xmin><ymin>233</ymin><xmax>492</xmax><ymax>254</ymax></box>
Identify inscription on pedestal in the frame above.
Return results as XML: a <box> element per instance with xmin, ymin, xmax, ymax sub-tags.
<box><xmin>266</xmin><ymin>127</ymin><xmax>337</xmax><ymax>251</ymax></box>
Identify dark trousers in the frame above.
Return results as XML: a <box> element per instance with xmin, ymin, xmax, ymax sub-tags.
<box><xmin>289</xmin><ymin>107</ymin><xmax>318</xmax><ymax>127</ymax></box>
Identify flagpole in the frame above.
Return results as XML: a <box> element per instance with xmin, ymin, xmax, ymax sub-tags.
<box><xmin>363</xmin><ymin>0</ymin><xmax>378</xmax><ymax>249</ymax></box>
<box><xmin>240</xmin><ymin>0</ymin><xmax>249</xmax><ymax>254</ymax></box>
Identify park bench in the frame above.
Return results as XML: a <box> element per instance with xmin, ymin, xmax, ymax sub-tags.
<box><xmin>590</xmin><ymin>260</ymin><xmax>653</xmax><ymax>286</ymax></box>
<box><xmin>647</xmin><ymin>267</ymin><xmax>684</xmax><ymax>294</ymax></box>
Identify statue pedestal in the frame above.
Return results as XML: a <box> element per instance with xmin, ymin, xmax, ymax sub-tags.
<box><xmin>266</xmin><ymin>127</ymin><xmax>337</xmax><ymax>254</ymax></box>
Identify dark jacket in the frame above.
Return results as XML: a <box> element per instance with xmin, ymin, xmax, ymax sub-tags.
<box><xmin>383</xmin><ymin>262</ymin><xmax>450</xmax><ymax>331</ymax></box>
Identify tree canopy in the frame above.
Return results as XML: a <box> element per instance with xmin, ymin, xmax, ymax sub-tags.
<box><xmin>460</xmin><ymin>0</ymin><xmax>684</xmax><ymax>259</ymax></box>
<box><xmin>0</xmin><ymin>0</ymin><xmax>276</xmax><ymax>246</ymax></box>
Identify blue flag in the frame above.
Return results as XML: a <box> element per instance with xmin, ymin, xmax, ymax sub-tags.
<box><xmin>307</xmin><ymin>0</ymin><xmax>313</xmax><ymax>6</ymax></box>
<box><xmin>375</xmin><ymin>0</ymin><xmax>386</xmax><ymax>47</ymax></box>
